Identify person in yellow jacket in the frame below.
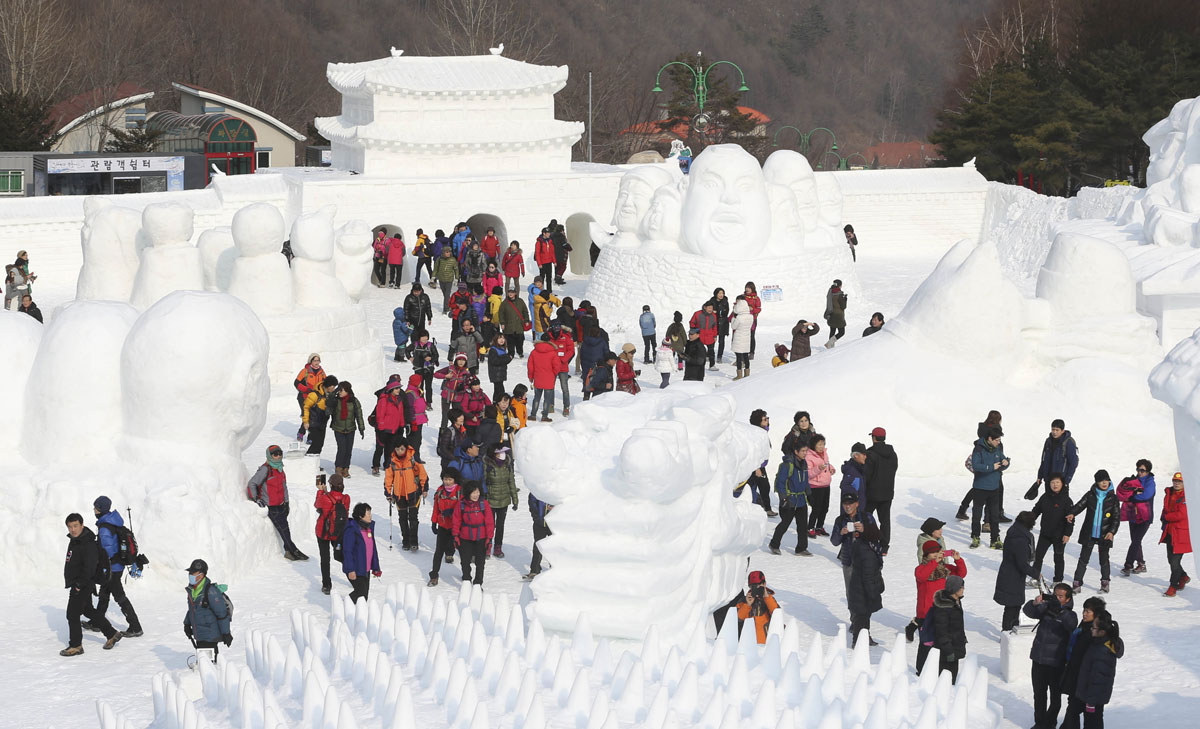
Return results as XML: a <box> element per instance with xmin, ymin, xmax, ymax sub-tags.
<box><xmin>488</xmin><ymin>288</ymin><xmax>505</xmax><ymax>323</ymax></box>
<box><xmin>302</xmin><ymin>375</ymin><xmax>339</xmax><ymax>456</ymax></box>
<box><xmin>495</xmin><ymin>392</ymin><xmax>524</xmax><ymax>447</ymax></box>
<box><xmin>384</xmin><ymin>444</ymin><xmax>428</xmax><ymax>551</ymax></box>
<box><xmin>735</xmin><ymin>570</ymin><xmax>780</xmax><ymax>644</ymax></box>
<box><xmin>509</xmin><ymin>384</ymin><xmax>530</xmax><ymax>430</ymax></box>
<box><xmin>533</xmin><ymin>290</ymin><xmax>561</xmax><ymax>336</ymax></box>
<box><xmin>294</xmin><ymin>353</ymin><xmax>326</xmax><ymax>438</ymax></box>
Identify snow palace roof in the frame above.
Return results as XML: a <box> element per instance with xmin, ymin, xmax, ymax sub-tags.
<box><xmin>327</xmin><ymin>53</ymin><xmax>569</xmax><ymax>97</ymax></box>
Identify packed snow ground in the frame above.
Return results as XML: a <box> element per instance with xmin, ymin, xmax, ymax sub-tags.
<box><xmin>4</xmin><ymin>248</ymin><xmax>1199</xmax><ymax>728</ymax></box>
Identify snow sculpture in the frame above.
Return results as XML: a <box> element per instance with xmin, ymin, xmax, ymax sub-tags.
<box><xmin>197</xmin><ymin>227</ymin><xmax>238</xmax><ymax>292</ymax></box>
<box><xmin>679</xmin><ymin>145</ymin><xmax>771</xmax><ymax>259</ymax></box>
<box><xmin>514</xmin><ymin>384</ymin><xmax>769</xmax><ymax>641</ymax></box>
<box><xmin>128</xmin><ymin>202</ymin><xmax>203</xmax><ymax>309</ymax></box>
<box><xmin>1124</xmin><ymin>97</ymin><xmax>1200</xmax><ymax>244</ymax></box>
<box><xmin>118</xmin><ymin>291</ymin><xmax>270</xmax><ymax>472</ymax></box>
<box><xmin>76</xmin><ymin>198</ymin><xmax>142</xmax><ymax>301</ymax></box>
<box><xmin>335</xmin><ymin>219</ymin><xmax>375</xmax><ymax>301</ymax></box>
<box><xmin>0</xmin><ymin>311</ymin><xmax>43</xmax><ymax>451</ymax></box>
<box><xmin>0</xmin><ymin>291</ymin><xmax>278</xmax><ymax>579</ymax></box>
<box><xmin>609</xmin><ymin>165</ymin><xmax>677</xmax><ymax>248</ymax></box>
<box><xmin>587</xmin><ymin>144</ymin><xmax>857</xmax><ymax>326</ymax></box>
<box><xmin>21</xmin><ymin>300</ymin><xmax>139</xmax><ymax>463</ymax></box>
<box><xmin>228</xmin><ymin>202</ymin><xmax>295</xmax><ymax>316</ymax></box>
<box><xmin>290</xmin><ymin>205</ymin><xmax>351</xmax><ymax>309</ymax></box>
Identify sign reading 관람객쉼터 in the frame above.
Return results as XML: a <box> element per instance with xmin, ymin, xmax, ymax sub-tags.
<box><xmin>761</xmin><ymin>284</ymin><xmax>783</xmax><ymax>303</ymax></box>
<box><xmin>46</xmin><ymin>156</ymin><xmax>186</xmax><ymax>175</ymax></box>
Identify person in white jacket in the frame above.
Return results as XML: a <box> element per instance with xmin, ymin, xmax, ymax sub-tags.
<box><xmin>730</xmin><ymin>296</ymin><xmax>755</xmax><ymax>380</ymax></box>
<box><xmin>655</xmin><ymin>336</ymin><xmax>676</xmax><ymax>388</ymax></box>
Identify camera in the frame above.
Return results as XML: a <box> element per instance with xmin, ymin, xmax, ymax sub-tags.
<box><xmin>749</xmin><ymin>584</ymin><xmax>765</xmax><ymax>600</ymax></box>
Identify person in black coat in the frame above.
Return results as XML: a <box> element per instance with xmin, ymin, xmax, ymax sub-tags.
<box><xmin>1062</xmin><ymin>610</ymin><xmax>1123</xmax><ymax>728</ymax></box>
<box><xmin>1023</xmin><ymin>584</ymin><xmax>1077</xmax><ymax>729</ymax></box>
<box><xmin>863</xmin><ymin>428</ymin><xmax>898</xmax><ymax>554</ymax></box>
<box><xmin>683</xmin><ymin>329</ymin><xmax>707</xmax><ymax>381</ymax></box>
<box><xmin>1032</xmin><ymin>473</ymin><xmax>1075</xmax><ymax>582</ymax></box>
<box><xmin>1066</xmin><ymin>471</ymin><xmax>1121</xmax><ymax>593</ymax></box>
<box><xmin>847</xmin><ymin>522</ymin><xmax>885</xmax><ymax>647</ymax></box>
<box><xmin>403</xmin><ymin>285</ymin><xmax>433</xmax><ymax>329</ymax></box>
<box><xmin>831</xmin><ymin>493</ymin><xmax>876</xmax><ymax>592</ymax></box>
<box><xmin>923</xmin><ymin>574</ymin><xmax>967</xmax><ymax>682</ymax></box>
<box><xmin>585</xmin><ymin>353</ymin><xmax>616</xmax><ymax>399</ymax></box>
<box><xmin>61</xmin><ymin>514</ymin><xmax>121</xmax><ymax>655</ymax></box>
<box><xmin>1058</xmin><ymin>596</ymin><xmax>1104</xmax><ymax>700</ymax></box>
<box><xmin>994</xmin><ymin>511</ymin><xmax>1041</xmax><ymax>630</ymax></box>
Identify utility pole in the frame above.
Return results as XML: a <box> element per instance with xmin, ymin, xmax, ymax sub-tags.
<box><xmin>587</xmin><ymin>71</ymin><xmax>593</xmax><ymax>163</ymax></box>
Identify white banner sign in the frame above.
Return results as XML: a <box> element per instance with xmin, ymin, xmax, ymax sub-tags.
<box><xmin>47</xmin><ymin>156</ymin><xmax>185</xmax><ymax>175</ymax></box>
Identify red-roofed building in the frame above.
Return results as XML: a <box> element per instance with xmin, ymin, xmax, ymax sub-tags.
<box><xmin>861</xmin><ymin>141</ymin><xmax>941</xmax><ymax>169</ymax></box>
<box><xmin>621</xmin><ymin>106</ymin><xmax>770</xmax><ymax>146</ymax></box>
<box><xmin>49</xmin><ymin>83</ymin><xmax>155</xmax><ymax>153</ymax></box>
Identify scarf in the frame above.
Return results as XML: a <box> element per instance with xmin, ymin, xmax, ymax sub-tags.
<box><xmin>927</xmin><ymin>563</ymin><xmax>951</xmax><ymax>581</ymax></box>
<box><xmin>1091</xmin><ymin>486</ymin><xmax>1107</xmax><ymax>539</ymax></box>
<box><xmin>189</xmin><ymin>576</ymin><xmax>208</xmax><ymax>600</ymax></box>
<box><xmin>339</xmin><ymin>395</ymin><xmax>350</xmax><ymax>420</ymax></box>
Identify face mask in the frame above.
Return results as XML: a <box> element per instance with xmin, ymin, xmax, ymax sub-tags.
<box><xmin>188</xmin><ymin>574</ymin><xmax>200</xmax><ymax>586</ymax></box>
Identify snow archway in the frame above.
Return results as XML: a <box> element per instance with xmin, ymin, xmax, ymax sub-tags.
<box><xmin>565</xmin><ymin>212</ymin><xmax>595</xmax><ymax>275</ymax></box>
<box><xmin>466</xmin><ymin>213</ymin><xmax>508</xmax><ymax>248</ymax></box>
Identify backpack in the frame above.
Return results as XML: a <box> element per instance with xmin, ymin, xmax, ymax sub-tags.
<box><xmin>98</xmin><ymin>522</ymin><xmax>147</xmax><ymax>568</ymax></box>
<box><xmin>201</xmin><ymin>582</ymin><xmax>234</xmax><ymax>621</ymax></box>
<box><xmin>325</xmin><ymin>499</ymin><xmax>349</xmax><ymax>542</ymax></box>
<box><xmin>367</xmin><ymin>403</ymin><xmax>378</xmax><ymax>428</ymax></box>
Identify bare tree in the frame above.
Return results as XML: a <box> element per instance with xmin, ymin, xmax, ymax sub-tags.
<box><xmin>0</xmin><ymin>0</ymin><xmax>75</xmax><ymax>97</ymax></box>
<box><xmin>427</xmin><ymin>0</ymin><xmax>554</xmax><ymax>62</ymax></box>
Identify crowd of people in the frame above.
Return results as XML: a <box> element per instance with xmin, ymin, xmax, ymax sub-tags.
<box><xmin>3</xmin><ymin>249</ymin><xmax>42</xmax><ymax>321</ymax></box>
<box><xmin>41</xmin><ymin>223</ymin><xmax>1193</xmax><ymax>729</ymax></box>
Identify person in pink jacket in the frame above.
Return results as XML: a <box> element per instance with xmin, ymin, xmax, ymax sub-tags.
<box><xmin>372</xmin><ymin>231</ymin><xmax>389</xmax><ymax>287</ymax></box>
<box><xmin>405</xmin><ymin>373</ymin><xmax>429</xmax><ymax>462</ymax></box>
<box><xmin>805</xmin><ymin>433</ymin><xmax>837</xmax><ymax>538</ymax></box>
<box><xmin>387</xmin><ymin>235</ymin><xmax>407</xmax><ymax>288</ymax></box>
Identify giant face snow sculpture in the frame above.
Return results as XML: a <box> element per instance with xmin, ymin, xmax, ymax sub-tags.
<box><xmin>763</xmin><ymin>149</ymin><xmax>821</xmax><ymax>233</ymax></box>
<box><xmin>679</xmin><ymin>144</ymin><xmax>771</xmax><ymax>258</ymax></box>
<box><xmin>638</xmin><ymin>183</ymin><xmax>684</xmax><ymax>247</ymax></box>
<box><xmin>611</xmin><ymin>166</ymin><xmax>675</xmax><ymax>246</ymax></box>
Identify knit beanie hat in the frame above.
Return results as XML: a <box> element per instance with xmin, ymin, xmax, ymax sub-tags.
<box><xmin>922</xmin><ymin>541</ymin><xmax>942</xmax><ymax>556</ymax></box>
<box><xmin>94</xmin><ymin>496</ymin><xmax>112</xmax><ymax>515</ymax></box>
<box><xmin>945</xmin><ymin>575</ymin><xmax>965</xmax><ymax>594</ymax></box>
<box><xmin>1094</xmin><ymin>469</ymin><xmax>1111</xmax><ymax>483</ymax></box>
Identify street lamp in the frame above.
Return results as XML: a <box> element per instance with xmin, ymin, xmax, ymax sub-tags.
<box><xmin>652</xmin><ymin>51</ymin><xmax>750</xmax><ymax>118</ymax></box>
<box><xmin>817</xmin><ymin>151</ymin><xmax>848</xmax><ymax>171</ymax></box>
<box><xmin>772</xmin><ymin>125</ymin><xmax>839</xmax><ymax>155</ymax></box>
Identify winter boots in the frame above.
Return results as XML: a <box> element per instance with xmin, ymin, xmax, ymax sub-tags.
<box><xmin>1072</xmin><ymin>580</ymin><xmax>1083</xmax><ymax>594</ymax></box>
<box><xmin>990</xmin><ymin>539</ymin><xmax>1004</xmax><ymax>550</ymax></box>
<box><xmin>60</xmin><ymin>645</ymin><xmax>84</xmax><ymax>657</ymax></box>
<box><xmin>1100</xmin><ymin>580</ymin><xmax>1110</xmax><ymax>593</ymax></box>
<box><xmin>103</xmin><ymin>632</ymin><xmax>124</xmax><ymax>650</ymax></box>
<box><xmin>905</xmin><ymin>619</ymin><xmax>920</xmax><ymax>643</ymax></box>
<box><xmin>970</xmin><ymin>537</ymin><xmax>981</xmax><ymax>549</ymax></box>
<box><xmin>335</xmin><ymin>467</ymin><xmax>351</xmax><ymax>479</ymax></box>
<box><xmin>1165</xmin><ymin>585</ymin><xmax>1178</xmax><ymax>597</ymax></box>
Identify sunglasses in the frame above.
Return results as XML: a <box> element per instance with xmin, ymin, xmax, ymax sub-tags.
<box><xmin>269</xmin><ymin>450</ymin><xmax>283</xmax><ymax>457</ymax></box>
<box><xmin>1137</xmin><ymin>468</ymin><xmax>1148</xmax><ymax>473</ymax></box>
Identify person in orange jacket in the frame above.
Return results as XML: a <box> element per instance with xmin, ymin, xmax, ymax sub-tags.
<box><xmin>384</xmin><ymin>444</ymin><xmax>428</xmax><ymax>552</ymax></box>
<box><xmin>735</xmin><ymin>570</ymin><xmax>780</xmax><ymax>644</ymax></box>
<box><xmin>294</xmin><ymin>354</ymin><xmax>326</xmax><ymax>438</ymax></box>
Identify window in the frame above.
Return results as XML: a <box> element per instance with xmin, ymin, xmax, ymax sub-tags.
<box><xmin>256</xmin><ymin>150</ymin><xmax>271</xmax><ymax>169</ymax></box>
<box><xmin>0</xmin><ymin>170</ymin><xmax>23</xmax><ymax>194</ymax></box>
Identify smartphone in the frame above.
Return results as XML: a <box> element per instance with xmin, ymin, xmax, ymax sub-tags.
<box><xmin>316</xmin><ymin>471</ymin><xmax>327</xmax><ymax>488</ymax></box>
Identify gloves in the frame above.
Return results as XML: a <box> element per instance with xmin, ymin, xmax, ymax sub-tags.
<box><xmin>486</xmin><ymin>545</ymin><xmax>492</xmax><ymax>557</ymax></box>
<box><xmin>256</xmin><ymin>499</ymin><xmax>267</xmax><ymax>508</ymax></box>
<box><xmin>372</xmin><ymin>570</ymin><xmax>382</xmax><ymax>577</ymax></box>
<box><xmin>359</xmin><ymin>430</ymin><xmax>365</xmax><ymax>439</ymax></box>
<box><xmin>512</xmin><ymin>504</ymin><xmax>518</xmax><ymax>511</ymax></box>
<box><xmin>128</xmin><ymin>564</ymin><xmax>143</xmax><ymax>579</ymax></box>
<box><xmin>1085</xmin><ymin>705</ymin><xmax>1096</xmax><ymax>714</ymax></box>
<box><xmin>431</xmin><ymin>524</ymin><xmax>439</xmax><ymax>535</ymax></box>
<box><xmin>222</xmin><ymin>633</ymin><xmax>234</xmax><ymax>647</ymax></box>
<box><xmin>184</xmin><ymin>623</ymin><xmax>193</xmax><ymax>639</ymax></box>
<box><xmin>454</xmin><ymin>537</ymin><xmax>461</xmax><ymax>547</ymax></box>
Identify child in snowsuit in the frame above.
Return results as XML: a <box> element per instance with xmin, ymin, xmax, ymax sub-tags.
<box><xmin>453</xmin><ymin>482</ymin><xmax>495</xmax><ymax>586</ymax></box>
<box><xmin>428</xmin><ymin>471</ymin><xmax>461</xmax><ymax>586</ymax></box>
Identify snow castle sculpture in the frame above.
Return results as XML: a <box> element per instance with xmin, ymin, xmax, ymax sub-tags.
<box><xmin>76</xmin><ymin>199</ymin><xmax>384</xmax><ymax>387</ymax></box>
<box><xmin>514</xmin><ymin>384</ymin><xmax>769</xmax><ymax>641</ymax></box>
<box><xmin>586</xmin><ymin>144</ymin><xmax>857</xmax><ymax>326</ymax></box>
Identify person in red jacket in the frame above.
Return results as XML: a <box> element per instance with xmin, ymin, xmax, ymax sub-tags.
<box><xmin>386</xmin><ymin>235</ymin><xmax>406</xmax><ymax>288</ymax></box>
<box><xmin>548</xmin><ymin>324</ymin><xmax>575</xmax><ymax>416</ymax></box>
<box><xmin>744</xmin><ymin>282</ymin><xmax>762</xmax><ymax>359</ymax></box>
<box><xmin>370</xmin><ymin>380</ymin><xmax>406</xmax><ymax>476</ymax></box>
<box><xmin>690</xmin><ymin>302</ymin><xmax>719</xmax><ymax>369</ymax></box>
<box><xmin>914</xmin><ymin>540</ymin><xmax>967</xmax><ymax>673</ymax></box>
<box><xmin>453</xmin><ymin>482</ymin><xmax>496</xmax><ymax>586</ymax></box>
<box><xmin>314</xmin><ymin>473</ymin><xmax>352</xmax><ymax>594</ymax></box>
<box><xmin>534</xmin><ymin>229</ymin><xmax>556</xmax><ymax>294</ymax></box>
<box><xmin>1162</xmin><ymin>472</ymin><xmax>1192</xmax><ymax>596</ymax></box>
<box><xmin>616</xmin><ymin>343</ymin><xmax>641</xmax><ymax>394</ymax></box>
<box><xmin>527</xmin><ymin>339</ymin><xmax>560</xmax><ymax>422</ymax></box>
<box><xmin>427</xmin><ymin>469</ymin><xmax>461</xmax><ymax>586</ymax></box>
<box><xmin>459</xmin><ymin>376</ymin><xmax>492</xmax><ymax>433</ymax></box>
<box><xmin>247</xmin><ymin>445</ymin><xmax>308</xmax><ymax>561</ymax></box>
<box><xmin>480</xmin><ymin>228</ymin><xmax>501</xmax><ymax>262</ymax></box>
<box><xmin>502</xmin><ymin>242</ymin><xmax>525</xmax><ymax>291</ymax></box>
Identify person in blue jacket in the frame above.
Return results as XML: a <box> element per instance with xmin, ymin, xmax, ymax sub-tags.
<box><xmin>526</xmin><ymin>276</ymin><xmax>543</xmax><ymax>333</ymax></box>
<box><xmin>89</xmin><ymin>496</ymin><xmax>142</xmax><ymax>637</ymax></box>
<box><xmin>183</xmin><ymin>558</ymin><xmax>231</xmax><ymax>660</ymax></box>
<box><xmin>448</xmin><ymin>441</ymin><xmax>485</xmax><ymax>494</ymax></box>
<box><xmin>392</xmin><ymin>307</ymin><xmax>412</xmax><ymax>362</ymax></box>
<box><xmin>969</xmin><ymin>426</ymin><xmax>1010</xmax><ymax>549</ymax></box>
<box><xmin>523</xmin><ymin>494</ymin><xmax>553</xmax><ymax>580</ymax></box>
<box><xmin>839</xmin><ymin>442</ymin><xmax>869</xmax><ymax>511</ymax></box>
<box><xmin>342</xmin><ymin>503</ymin><xmax>381</xmax><ymax>602</ymax></box>
<box><xmin>769</xmin><ymin>441</ymin><xmax>813</xmax><ymax>556</ymax></box>
<box><xmin>639</xmin><ymin>305</ymin><xmax>657</xmax><ymax>364</ymax></box>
